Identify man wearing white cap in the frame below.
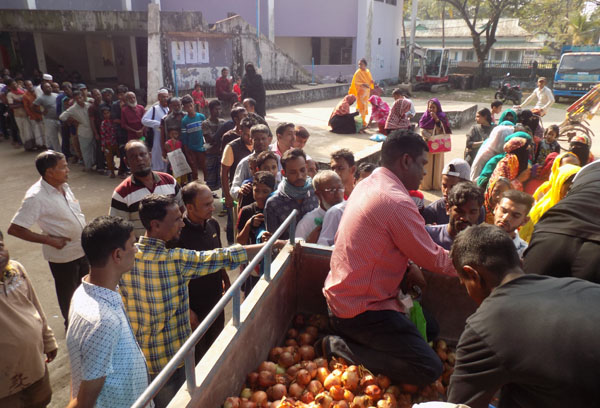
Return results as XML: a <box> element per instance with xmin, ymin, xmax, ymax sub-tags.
<box><xmin>35</xmin><ymin>74</ymin><xmax>53</xmax><ymax>98</ymax></box>
<box><xmin>422</xmin><ymin>158</ymin><xmax>484</xmax><ymax>225</ymax></box>
<box><xmin>141</xmin><ymin>88</ymin><xmax>169</xmax><ymax>172</ymax></box>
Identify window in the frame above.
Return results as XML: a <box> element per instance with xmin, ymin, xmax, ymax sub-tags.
<box><xmin>493</xmin><ymin>50</ymin><xmax>504</xmax><ymax>61</ymax></box>
<box><xmin>508</xmin><ymin>50</ymin><xmax>520</xmax><ymax>62</ymax></box>
<box><xmin>385</xmin><ymin>0</ymin><xmax>397</xmax><ymax>4</ymax></box>
<box><xmin>465</xmin><ymin>50</ymin><xmax>474</xmax><ymax>61</ymax></box>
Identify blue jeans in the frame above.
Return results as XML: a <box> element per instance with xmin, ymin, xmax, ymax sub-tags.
<box><xmin>326</xmin><ymin>309</ymin><xmax>442</xmax><ymax>385</ymax></box>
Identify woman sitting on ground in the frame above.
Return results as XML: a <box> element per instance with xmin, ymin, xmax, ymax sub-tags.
<box><xmin>329</xmin><ymin>95</ymin><xmax>359</xmax><ymax>134</ymax></box>
<box><xmin>367</xmin><ymin>95</ymin><xmax>390</xmax><ymax>134</ymax></box>
<box><xmin>384</xmin><ymin>97</ymin><xmax>413</xmax><ymax>134</ymax></box>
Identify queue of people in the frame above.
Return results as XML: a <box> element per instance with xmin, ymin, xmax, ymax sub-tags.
<box><xmin>2</xmin><ymin>62</ymin><xmax>600</xmax><ymax>408</ymax></box>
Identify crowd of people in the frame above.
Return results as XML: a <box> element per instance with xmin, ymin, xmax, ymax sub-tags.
<box><xmin>1</xmin><ymin>60</ymin><xmax>599</xmax><ymax>408</ymax></box>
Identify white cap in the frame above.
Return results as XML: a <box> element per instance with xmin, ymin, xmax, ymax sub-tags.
<box><xmin>442</xmin><ymin>158</ymin><xmax>471</xmax><ymax>181</ymax></box>
<box><xmin>158</xmin><ymin>88</ymin><xmax>169</xmax><ymax>95</ymax></box>
<box><xmin>43</xmin><ymin>74</ymin><xmax>53</xmax><ymax>81</ymax></box>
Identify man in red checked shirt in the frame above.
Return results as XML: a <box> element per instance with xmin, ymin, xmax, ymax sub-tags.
<box><xmin>120</xmin><ymin>92</ymin><xmax>146</xmax><ymax>141</ymax></box>
<box><xmin>322</xmin><ymin>130</ymin><xmax>457</xmax><ymax>386</ymax></box>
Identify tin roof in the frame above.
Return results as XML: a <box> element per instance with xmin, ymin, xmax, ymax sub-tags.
<box><xmin>414</xmin><ymin>18</ymin><xmax>531</xmax><ymax>38</ymax></box>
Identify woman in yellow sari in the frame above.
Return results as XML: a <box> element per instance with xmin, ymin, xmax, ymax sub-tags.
<box><xmin>519</xmin><ymin>163</ymin><xmax>581</xmax><ymax>242</ymax></box>
<box><xmin>348</xmin><ymin>58</ymin><xmax>374</xmax><ymax>129</ymax></box>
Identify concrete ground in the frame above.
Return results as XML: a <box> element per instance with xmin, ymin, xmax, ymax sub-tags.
<box><xmin>0</xmin><ymin>93</ymin><xmax>597</xmax><ymax>407</ymax></box>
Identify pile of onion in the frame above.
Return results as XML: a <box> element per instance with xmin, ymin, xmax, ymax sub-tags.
<box><xmin>222</xmin><ymin>315</ymin><xmax>455</xmax><ymax>408</ymax></box>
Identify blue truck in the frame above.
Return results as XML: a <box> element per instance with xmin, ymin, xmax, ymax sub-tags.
<box><xmin>553</xmin><ymin>46</ymin><xmax>600</xmax><ymax>102</ymax></box>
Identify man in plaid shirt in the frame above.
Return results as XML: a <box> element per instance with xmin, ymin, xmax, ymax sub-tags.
<box><xmin>119</xmin><ymin>194</ymin><xmax>285</xmax><ymax>407</ymax></box>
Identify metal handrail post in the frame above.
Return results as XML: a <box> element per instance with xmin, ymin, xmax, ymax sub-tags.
<box><xmin>130</xmin><ymin>209</ymin><xmax>298</xmax><ymax>408</ymax></box>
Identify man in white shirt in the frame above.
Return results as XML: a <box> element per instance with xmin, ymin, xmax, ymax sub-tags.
<box><xmin>493</xmin><ymin>190</ymin><xmax>534</xmax><ymax>257</ymax></box>
<box><xmin>141</xmin><ymin>88</ymin><xmax>169</xmax><ymax>172</ymax></box>
<box><xmin>518</xmin><ymin>77</ymin><xmax>554</xmax><ymax>116</ymax></box>
<box><xmin>59</xmin><ymin>90</ymin><xmax>95</xmax><ymax>171</ymax></box>
<box><xmin>66</xmin><ymin>216</ymin><xmax>150</xmax><ymax>408</ymax></box>
<box><xmin>8</xmin><ymin>151</ymin><xmax>88</xmax><ymax>328</ymax></box>
<box><xmin>296</xmin><ymin>170</ymin><xmax>344</xmax><ymax>242</ymax></box>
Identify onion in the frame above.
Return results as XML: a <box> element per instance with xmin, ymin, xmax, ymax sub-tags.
<box><xmin>360</xmin><ymin>374</ymin><xmax>376</xmax><ymax>388</ymax></box>
<box><xmin>267</xmin><ymin>384</ymin><xmax>287</xmax><ymax>401</ymax></box>
<box><xmin>315</xmin><ymin>391</ymin><xmax>333</xmax><ymax>408</ymax></box>
<box><xmin>446</xmin><ymin>351</ymin><xmax>456</xmax><ymax>365</ymax></box>
<box><xmin>376</xmin><ymin>374</ymin><xmax>391</xmax><ymax>391</ymax></box>
<box><xmin>275</xmin><ymin>374</ymin><xmax>290</xmax><ymax>387</ymax></box>
<box><xmin>316</xmin><ymin>366</ymin><xmax>330</xmax><ymax>384</ymax></box>
<box><xmin>382</xmin><ymin>392</ymin><xmax>397</xmax><ymax>407</ymax></box>
<box><xmin>436</xmin><ymin>339</ymin><xmax>448</xmax><ymax>352</ymax></box>
<box><xmin>259</xmin><ymin>361</ymin><xmax>277</xmax><ymax>374</ymax></box>
<box><xmin>293</xmin><ymin>313</ymin><xmax>305</xmax><ymax>328</ymax></box>
<box><xmin>224</xmin><ymin>397</ymin><xmax>241</xmax><ymax>408</ymax></box>
<box><xmin>364</xmin><ymin>384</ymin><xmax>382</xmax><ymax>401</ymax></box>
<box><xmin>278</xmin><ymin>352</ymin><xmax>294</xmax><ymax>368</ymax></box>
<box><xmin>341</xmin><ymin>369</ymin><xmax>359</xmax><ymax>391</ymax></box>
<box><xmin>296</xmin><ymin>369</ymin><xmax>311</xmax><ymax>386</ymax></box>
<box><xmin>307</xmin><ymin>379</ymin><xmax>324</xmax><ymax>395</ymax></box>
<box><xmin>385</xmin><ymin>385</ymin><xmax>401</xmax><ymax>399</ymax></box>
<box><xmin>300</xmin><ymin>390</ymin><xmax>315</xmax><ymax>403</ymax></box>
<box><xmin>343</xmin><ymin>389</ymin><xmax>354</xmax><ymax>402</ymax></box>
<box><xmin>251</xmin><ymin>391</ymin><xmax>268</xmax><ymax>407</ymax></box>
<box><xmin>352</xmin><ymin>395</ymin><xmax>373</xmax><ymax>408</ymax></box>
<box><xmin>433</xmin><ymin>379</ymin><xmax>445</xmax><ymax>395</ymax></box>
<box><xmin>329</xmin><ymin>385</ymin><xmax>345</xmax><ymax>401</ymax></box>
<box><xmin>304</xmin><ymin>361</ymin><xmax>318</xmax><ymax>379</ymax></box>
<box><xmin>314</xmin><ymin>357</ymin><xmax>328</xmax><ymax>368</ymax></box>
<box><xmin>240</xmin><ymin>388</ymin><xmax>253</xmax><ymax>399</ymax></box>
<box><xmin>247</xmin><ymin>372</ymin><xmax>259</xmax><ymax>389</ymax></box>
<box><xmin>331</xmin><ymin>400</ymin><xmax>349</xmax><ymax>408</ymax></box>
<box><xmin>258</xmin><ymin>371</ymin><xmax>276</xmax><ymax>388</ymax></box>
<box><xmin>239</xmin><ymin>400</ymin><xmax>257</xmax><ymax>408</ymax></box>
<box><xmin>376</xmin><ymin>399</ymin><xmax>393</xmax><ymax>408</ymax></box>
<box><xmin>298</xmin><ymin>345</ymin><xmax>316</xmax><ymax>361</ymax></box>
<box><xmin>298</xmin><ymin>332</ymin><xmax>314</xmax><ymax>346</ymax></box>
<box><xmin>284</xmin><ymin>338</ymin><xmax>298</xmax><ymax>347</ymax></box>
<box><xmin>305</xmin><ymin>325</ymin><xmax>319</xmax><ymax>338</ymax></box>
<box><xmin>286</xmin><ymin>363</ymin><xmax>301</xmax><ymax>377</ymax></box>
<box><xmin>292</xmin><ymin>349</ymin><xmax>301</xmax><ymax>364</ymax></box>
<box><xmin>269</xmin><ymin>347</ymin><xmax>283</xmax><ymax>362</ymax></box>
<box><xmin>288</xmin><ymin>382</ymin><xmax>304</xmax><ymax>399</ymax></box>
<box><xmin>323</xmin><ymin>372</ymin><xmax>342</xmax><ymax>389</ymax></box>
<box><xmin>287</xmin><ymin>328</ymin><xmax>299</xmax><ymax>339</ymax></box>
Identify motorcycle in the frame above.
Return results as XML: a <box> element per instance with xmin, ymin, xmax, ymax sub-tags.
<box><xmin>495</xmin><ymin>73</ymin><xmax>522</xmax><ymax>105</ymax></box>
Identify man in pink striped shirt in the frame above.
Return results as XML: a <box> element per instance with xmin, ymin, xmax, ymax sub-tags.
<box><xmin>322</xmin><ymin>130</ymin><xmax>457</xmax><ymax>385</ymax></box>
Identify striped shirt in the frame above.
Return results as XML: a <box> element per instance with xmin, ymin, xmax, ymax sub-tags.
<box><xmin>119</xmin><ymin>236</ymin><xmax>248</xmax><ymax>374</ymax></box>
<box><xmin>323</xmin><ymin>167</ymin><xmax>456</xmax><ymax>319</ymax></box>
<box><xmin>109</xmin><ymin>172</ymin><xmax>183</xmax><ymax>238</ymax></box>
<box><xmin>181</xmin><ymin>112</ymin><xmax>206</xmax><ymax>152</ymax></box>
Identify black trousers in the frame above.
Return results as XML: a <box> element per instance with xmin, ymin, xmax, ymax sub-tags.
<box><xmin>524</xmin><ymin>232</ymin><xmax>600</xmax><ymax>284</ymax></box>
<box><xmin>325</xmin><ymin>309</ymin><xmax>442</xmax><ymax>385</ymax></box>
<box><xmin>48</xmin><ymin>256</ymin><xmax>89</xmax><ymax>327</ymax></box>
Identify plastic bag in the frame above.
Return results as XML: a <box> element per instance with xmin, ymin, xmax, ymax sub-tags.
<box><xmin>409</xmin><ymin>300</ymin><xmax>428</xmax><ymax>341</ymax></box>
<box><xmin>369</xmin><ymin>133</ymin><xmax>387</xmax><ymax>142</ymax></box>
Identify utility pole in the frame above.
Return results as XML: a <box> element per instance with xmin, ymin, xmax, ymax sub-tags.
<box><xmin>406</xmin><ymin>0</ymin><xmax>419</xmax><ymax>83</ymax></box>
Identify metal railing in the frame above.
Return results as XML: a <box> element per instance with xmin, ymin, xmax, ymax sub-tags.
<box><xmin>131</xmin><ymin>209</ymin><xmax>298</xmax><ymax>408</ymax></box>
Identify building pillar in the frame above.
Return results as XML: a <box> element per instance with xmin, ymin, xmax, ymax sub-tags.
<box><xmin>122</xmin><ymin>0</ymin><xmax>132</xmax><ymax>11</ymax></box>
<box><xmin>130</xmin><ymin>36</ymin><xmax>140</xmax><ymax>90</ymax></box>
<box><xmin>85</xmin><ymin>35</ymin><xmax>96</xmax><ymax>83</ymax></box>
<box><xmin>268</xmin><ymin>0</ymin><xmax>275</xmax><ymax>43</ymax></box>
<box><xmin>26</xmin><ymin>0</ymin><xmax>36</xmax><ymax>9</ymax></box>
<box><xmin>32</xmin><ymin>32</ymin><xmax>47</xmax><ymax>74</ymax></box>
<box><xmin>147</xmin><ymin>3</ymin><xmax>164</xmax><ymax>104</ymax></box>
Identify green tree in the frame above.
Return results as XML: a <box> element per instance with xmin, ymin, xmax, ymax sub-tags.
<box><xmin>438</xmin><ymin>0</ymin><xmax>528</xmax><ymax>64</ymax></box>
<box><xmin>512</xmin><ymin>0</ymin><xmax>587</xmax><ymax>53</ymax></box>
<box><xmin>566</xmin><ymin>13</ymin><xmax>600</xmax><ymax>45</ymax></box>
